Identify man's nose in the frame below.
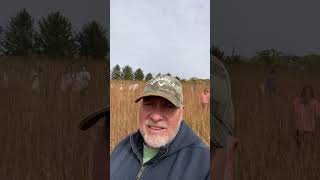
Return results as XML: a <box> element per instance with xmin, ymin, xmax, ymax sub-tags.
<box><xmin>150</xmin><ymin>111</ymin><xmax>163</xmax><ymax>121</ymax></box>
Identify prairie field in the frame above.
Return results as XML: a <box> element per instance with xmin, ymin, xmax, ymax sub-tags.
<box><xmin>229</xmin><ymin>63</ymin><xmax>320</xmax><ymax>180</ymax></box>
<box><xmin>3</xmin><ymin>57</ymin><xmax>320</xmax><ymax>180</ymax></box>
<box><xmin>110</xmin><ymin>80</ymin><xmax>210</xmax><ymax>151</ymax></box>
<box><xmin>0</xmin><ymin>57</ymin><xmax>107</xmax><ymax>180</ymax></box>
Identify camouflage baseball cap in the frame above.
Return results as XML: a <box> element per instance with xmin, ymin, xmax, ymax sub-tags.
<box><xmin>211</xmin><ymin>56</ymin><xmax>234</xmax><ymax>148</ymax></box>
<box><xmin>135</xmin><ymin>75</ymin><xmax>183</xmax><ymax>107</ymax></box>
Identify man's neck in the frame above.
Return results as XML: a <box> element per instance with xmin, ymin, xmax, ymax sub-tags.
<box><xmin>143</xmin><ymin>143</ymin><xmax>159</xmax><ymax>150</ymax></box>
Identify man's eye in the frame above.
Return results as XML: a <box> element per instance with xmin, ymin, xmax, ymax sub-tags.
<box><xmin>143</xmin><ymin>102</ymin><xmax>152</xmax><ymax>106</ymax></box>
<box><xmin>166</xmin><ymin>104</ymin><xmax>175</xmax><ymax>109</ymax></box>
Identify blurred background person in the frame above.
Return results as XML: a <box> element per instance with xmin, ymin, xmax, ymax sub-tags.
<box><xmin>292</xmin><ymin>85</ymin><xmax>320</xmax><ymax>150</ymax></box>
<box><xmin>60</xmin><ymin>66</ymin><xmax>73</xmax><ymax>92</ymax></box>
<box><xmin>261</xmin><ymin>67</ymin><xmax>277</xmax><ymax>96</ymax></box>
<box><xmin>200</xmin><ymin>88</ymin><xmax>210</xmax><ymax>109</ymax></box>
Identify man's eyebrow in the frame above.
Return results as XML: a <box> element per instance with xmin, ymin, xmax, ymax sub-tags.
<box><xmin>142</xmin><ymin>97</ymin><xmax>152</xmax><ymax>102</ymax></box>
<box><xmin>164</xmin><ymin>101</ymin><xmax>176</xmax><ymax>107</ymax></box>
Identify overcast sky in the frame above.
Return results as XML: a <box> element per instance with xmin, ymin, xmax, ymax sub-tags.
<box><xmin>3</xmin><ymin>0</ymin><xmax>316</xmax><ymax>73</ymax></box>
<box><xmin>213</xmin><ymin>0</ymin><xmax>320</xmax><ymax>57</ymax></box>
<box><xmin>110</xmin><ymin>0</ymin><xmax>210</xmax><ymax>79</ymax></box>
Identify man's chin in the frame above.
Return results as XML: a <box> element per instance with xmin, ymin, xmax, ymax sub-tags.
<box><xmin>143</xmin><ymin>134</ymin><xmax>170</xmax><ymax>148</ymax></box>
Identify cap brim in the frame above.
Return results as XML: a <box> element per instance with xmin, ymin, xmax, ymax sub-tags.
<box><xmin>134</xmin><ymin>92</ymin><xmax>181</xmax><ymax>107</ymax></box>
<box><xmin>79</xmin><ymin>105</ymin><xmax>109</xmax><ymax>130</ymax></box>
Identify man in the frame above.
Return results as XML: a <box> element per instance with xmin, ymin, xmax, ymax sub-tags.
<box><xmin>111</xmin><ymin>75</ymin><xmax>210</xmax><ymax>180</ymax></box>
<box><xmin>79</xmin><ymin>75</ymin><xmax>209</xmax><ymax>180</ymax></box>
<box><xmin>211</xmin><ymin>56</ymin><xmax>238</xmax><ymax>180</ymax></box>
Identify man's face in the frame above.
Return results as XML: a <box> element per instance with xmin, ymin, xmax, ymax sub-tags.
<box><xmin>138</xmin><ymin>96</ymin><xmax>183</xmax><ymax>148</ymax></box>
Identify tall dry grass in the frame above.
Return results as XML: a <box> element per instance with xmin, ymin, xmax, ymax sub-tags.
<box><xmin>5</xmin><ymin>58</ymin><xmax>318</xmax><ymax>179</ymax></box>
<box><xmin>0</xmin><ymin>57</ymin><xmax>107</xmax><ymax>180</ymax></box>
<box><xmin>110</xmin><ymin>80</ymin><xmax>210</xmax><ymax>151</ymax></box>
<box><xmin>229</xmin><ymin>63</ymin><xmax>320</xmax><ymax>180</ymax></box>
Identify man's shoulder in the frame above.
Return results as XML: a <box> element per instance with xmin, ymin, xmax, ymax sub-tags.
<box><xmin>190</xmin><ymin>140</ymin><xmax>209</xmax><ymax>150</ymax></box>
<box><xmin>185</xmin><ymin>137</ymin><xmax>210</xmax><ymax>156</ymax></box>
<box><xmin>179</xmin><ymin>122</ymin><xmax>210</xmax><ymax>152</ymax></box>
<box><xmin>177</xmin><ymin>142</ymin><xmax>210</xmax><ymax>164</ymax></box>
<box><xmin>172</xmin><ymin>136</ymin><xmax>210</xmax><ymax>177</ymax></box>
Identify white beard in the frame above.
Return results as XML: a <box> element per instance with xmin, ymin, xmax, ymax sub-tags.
<box><xmin>140</xmin><ymin>119</ymin><xmax>182</xmax><ymax>148</ymax></box>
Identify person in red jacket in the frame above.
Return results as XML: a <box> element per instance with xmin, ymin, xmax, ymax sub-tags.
<box><xmin>292</xmin><ymin>85</ymin><xmax>320</xmax><ymax>149</ymax></box>
<box><xmin>200</xmin><ymin>88</ymin><xmax>210</xmax><ymax>109</ymax></box>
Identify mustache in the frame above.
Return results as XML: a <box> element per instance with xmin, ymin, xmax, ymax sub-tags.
<box><xmin>144</xmin><ymin>120</ymin><xmax>167</xmax><ymax>129</ymax></box>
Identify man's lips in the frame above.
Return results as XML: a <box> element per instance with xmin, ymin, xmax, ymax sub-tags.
<box><xmin>147</xmin><ymin>125</ymin><xmax>166</xmax><ymax>131</ymax></box>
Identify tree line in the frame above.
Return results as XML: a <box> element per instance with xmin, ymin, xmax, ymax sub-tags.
<box><xmin>211</xmin><ymin>45</ymin><xmax>320</xmax><ymax>69</ymax></box>
<box><xmin>111</xmin><ymin>64</ymin><xmax>188</xmax><ymax>81</ymax></box>
<box><xmin>0</xmin><ymin>8</ymin><xmax>109</xmax><ymax>59</ymax></box>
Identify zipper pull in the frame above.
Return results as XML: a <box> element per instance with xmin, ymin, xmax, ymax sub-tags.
<box><xmin>136</xmin><ymin>165</ymin><xmax>145</xmax><ymax>180</ymax></box>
